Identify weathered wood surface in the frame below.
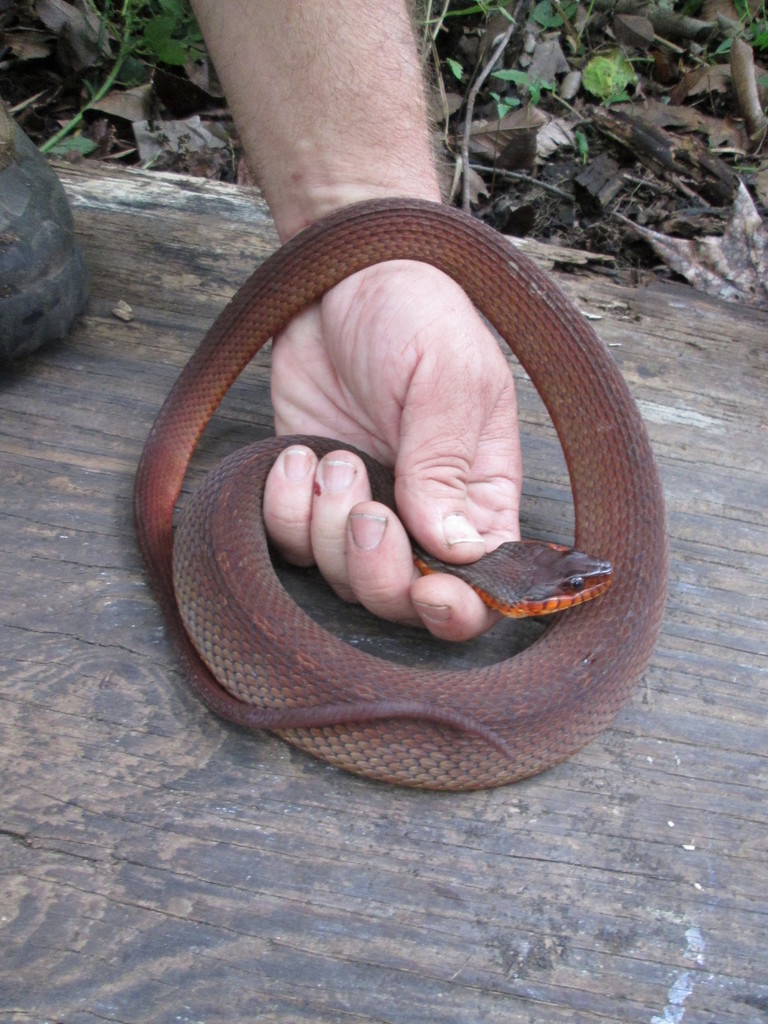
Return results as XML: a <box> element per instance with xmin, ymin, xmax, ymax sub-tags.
<box><xmin>1</xmin><ymin>163</ymin><xmax>766</xmax><ymax>1024</ymax></box>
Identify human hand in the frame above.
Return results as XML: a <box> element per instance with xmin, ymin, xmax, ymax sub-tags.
<box><xmin>263</xmin><ymin>259</ymin><xmax>522</xmax><ymax>641</ymax></box>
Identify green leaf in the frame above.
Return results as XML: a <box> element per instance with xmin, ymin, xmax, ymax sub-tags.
<box><xmin>117</xmin><ymin>55</ymin><xmax>152</xmax><ymax>88</ymax></box>
<box><xmin>492</xmin><ymin>68</ymin><xmax>532</xmax><ymax>86</ymax></box>
<box><xmin>492</xmin><ymin>69</ymin><xmax>554</xmax><ymax>105</ymax></box>
<box><xmin>49</xmin><ymin>136</ymin><xmax>99</xmax><ymax>157</ymax></box>
<box><xmin>582</xmin><ymin>52</ymin><xmax>637</xmax><ymax>101</ymax></box>
<box><xmin>532</xmin><ymin>0</ymin><xmax>578</xmax><ymax>28</ymax></box>
<box><xmin>490</xmin><ymin>91</ymin><xmax>521</xmax><ymax>117</ymax></box>
<box><xmin>532</xmin><ymin>0</ymin><xmax>563</xmax><ymax>28</ymax></box>
<box><xmin>157</xmin><ymin>0</ymin><xmax>188</xmax><ymax>15</ymax></box>
<box><xmin>143</xmin><ymin>14</ymin><xmax>193</xmax><ymax>66</ymax></box>
<box><xmin>574</xmin><ymin>129</ymin><xmax>589</xmax><ymax>163</ymax></box>
<box><xmin>446</xmin><ymin>58</ymin><xmax>464</xmax><ymax>81</ymax></box>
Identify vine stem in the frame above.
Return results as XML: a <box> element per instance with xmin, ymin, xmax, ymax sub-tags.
<box><xmin>41</xmin><ymin>3</ymin><xmax>134</xmax><ymax>155</ymax></box>
<box><xmin>461</xmin><ymin>17</ymin><xmax>517</xmax><ymax>212</ymax></box>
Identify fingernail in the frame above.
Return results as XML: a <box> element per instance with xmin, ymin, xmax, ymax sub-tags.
<box><xmin>319</xmin><ymin>458</ymin><xmax>356</xmax><ymax>493</ymax></box>
<box><xmin>282</xmin><ymin>446</ymin><xmax>313</xmax><ymax>481</ymax></box>
<box><xmin>349</xmin><ymin>512</ymin><xmax>387</xmax><ymax>551</ymax></box>
<box><xmin>443</xmin><ymin>513</ymin><xmax>483</xmax><ymax>548</ymax></box>
<box><xmin>413</xmin><ymin>599</ymin><xmax>452</xmax><ymax>624</ymax></box>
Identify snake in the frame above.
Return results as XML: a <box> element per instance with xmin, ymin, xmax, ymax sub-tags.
<box><xmin>134</xmin><ymin>198</ymin><xmax>668</xmax><ymax>791</ymax></box>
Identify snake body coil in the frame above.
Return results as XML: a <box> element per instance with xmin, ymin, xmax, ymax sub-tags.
<box><xmin>135</xmin><ymin>199</ymin><xmax>668</xmax><ymax>790</ymax></box>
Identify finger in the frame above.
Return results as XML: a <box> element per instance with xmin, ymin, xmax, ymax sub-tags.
<box><xmin>263</xmin><ymin>444</ymin><xmax>318</xmax><ymax>566</ymax></box>
<box><xmin>346</xmin><ymin>500</ymin><xmax>422</xmax><ymax>626</ymax></box>
<box><xmin>310</xmin><ymin>450</ymin><xmax>372</xmax><ymax>601</ymax></box>
<box><xmin>410</xmin><ymin>571</ymin><xmax>501</xmax><ymax>641</ymax></box>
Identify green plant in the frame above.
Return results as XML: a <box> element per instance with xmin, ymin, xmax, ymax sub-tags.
<box><xmin>735</xmin><ymin>0</ymin><xmax>768</xmax><ymax>50</ymax></box>
<box><xmin>531</xmin><ymin>0</ymin><xmax>578</xmax><ymax>30</ymax></box>
<box><xmin>489</xmin><ymin>89</ymin><xmax>519</xmax><ymax>117</ymax></box>
<box><xmin>137</xmin><ymin>0</ymin><xmax>204</xmax><ymax>66</ymax></box>
<box><xmin>714</xmin><ymin>0</ymin><xmax>768</xmax><ymax>54</ymax></box>
<box><xmin>425</xmin><ymin>0</ymin><xmax>517</xmax><ymax>22</ymax></box>
<box><xmin>581</xmin><ymin>51</ymin><xmax>637</xmax><ymax>104</ymax></box>
<box><xmin>445</xmin><ymin>57</ymin><xmax>464</xmax><ymax>81</ymax></box>
<box><xmin>42</xmin><ymin>0</ymin><xmax>136</xmax><ymax>154</ymax></box>
<box><xmin>574</xmin><ymin>129</ymin><xmax>589</xmax><ymax>163</ymax></box>
<box><xmin>41</xmin><ymin>0</ymin><xmax>205</xmax><ymax>154</ymax></box>
<box><xmin>491</xmin><ymin>68</ymin><xmax>556</xmax><ymax>105</ymax></box>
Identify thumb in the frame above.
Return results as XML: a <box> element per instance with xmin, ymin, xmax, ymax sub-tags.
<box><xmin>393</xmin><ymin>352</ymin><xmax>521</xmax><ymax>564</ymax></box>
<box><xmin>395</xmin><ymin>438</ymin><xmax>485</xmax><ymax>564</ymax></box>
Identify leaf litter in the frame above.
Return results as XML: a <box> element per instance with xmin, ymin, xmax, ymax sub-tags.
<box><xmin>0</xmin><ymin>0</ymin><xmax>766</xmax><ymax>307</ymax></box>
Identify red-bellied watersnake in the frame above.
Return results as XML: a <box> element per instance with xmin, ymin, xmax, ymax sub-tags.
<box><xmin>135</xmin><ymin>198</ymin><xmax>668</xmax><ymax>790</ymax></box>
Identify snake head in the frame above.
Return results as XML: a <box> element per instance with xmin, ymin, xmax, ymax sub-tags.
<box><xmin>519</xmin><ymin>541</ymin><xmax>613</xmax><ymax>615</ymax></box>
<box><xmin>414</xmin><ymin>539</ymin><xmax>613</xmax><ymax>618</ymax></box>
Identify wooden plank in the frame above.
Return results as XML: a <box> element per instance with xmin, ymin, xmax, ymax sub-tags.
<box><xmin>1</xmin><ymin>162</ymin><xmax>766</xmax><ymax>1024</ymax></box>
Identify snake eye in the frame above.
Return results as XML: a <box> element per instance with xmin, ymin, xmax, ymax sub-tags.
<box><xmin>567</xmin><ymin>575</ymin><xmax>585</xmax><ymax>591</ymax></box>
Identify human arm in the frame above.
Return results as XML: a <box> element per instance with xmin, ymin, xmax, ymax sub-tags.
<box><xmin>190</xmin><ymin>0</ymin><xmax>523</xmax><ymax>639</ymax></box>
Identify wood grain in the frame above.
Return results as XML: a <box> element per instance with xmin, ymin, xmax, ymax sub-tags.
<box><xmin>0</xmin><ymin>163</ymin><xmax>766</xmax><ymax>1023</ymax></box>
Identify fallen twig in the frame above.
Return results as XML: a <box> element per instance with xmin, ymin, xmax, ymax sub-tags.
<box><xmin>461</xmin><ymin>19</ymin><xmax>517</xmax><ymax>212</ymax></box>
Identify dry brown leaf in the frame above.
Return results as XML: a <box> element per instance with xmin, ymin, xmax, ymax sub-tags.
<box><xmin>614</xmin><ymin>14</ymin><xmax>655</xmax><ymax>50</ymax></box>
<box><xmin>441</xmin><ymin>91</ymin><xmax>464</xmax><ymax>119</ymax></box>
<box><xmin>701</xmin><ymin>0</ymin><xmax>740</xmax><ymax>18</ymax></box>
<box><xmin>536</xmin><ymin>118</ymin><xmax>576</xmax><ymax>160</ymax></box>
<box><xmin>620</xmin><ymin>182</ymin><xmax>768</xmax><ymax>309</ymax></box>
<box><xmin>639</xmin><ymin>97</ymin><xmax>747</xmax><ymax>152</ymax></box>
<box><xmin>463</xmin><ymin>164</ymin><xmax>489</xmax><ymax>206</ymax></box>
<box><xmin>1</xmin><ymin>29</ymin><xmax>51</xmax><ymax>61</ymax></box>
<box><xmin>559</xmin><ymin>69</ymin><xmax>582</xmax><ymax>101</ymax></box>
<box><xmin>92</xmin><ymin>85</ymin><xmax>152</xmax><ymax>124</ymax></box>
<box><xmin>467</xmin><ymin>107</ymin><xmax>547</xmax><ymax>171</ymax></box>
<box><xmin>527</xmin><ymin>37</ymin><xmax>570</xmax><ymax>84</ymax></box>
<box><xmin>669</xmin><ymin>64</ymin><xmax>731</xmax><ymax>105</ymax></box>
<box><xmin>132</xmin><ymin>116</ymin><xmax>227</xmax><ymax>165</ymax></box>
<box><xmin>34</xmin><ymin>0</ymin><xmax>110</xmax><ymax>70</ymax></box>
<box><xmin>184</xmin><ymin>57</ymin><xmax>225</xmax><ymax>100</ymax></box>
<box><xmin>154</xmin><ymin>67</ymin><xmax>220</xmax><ymax>118</ymax></box>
